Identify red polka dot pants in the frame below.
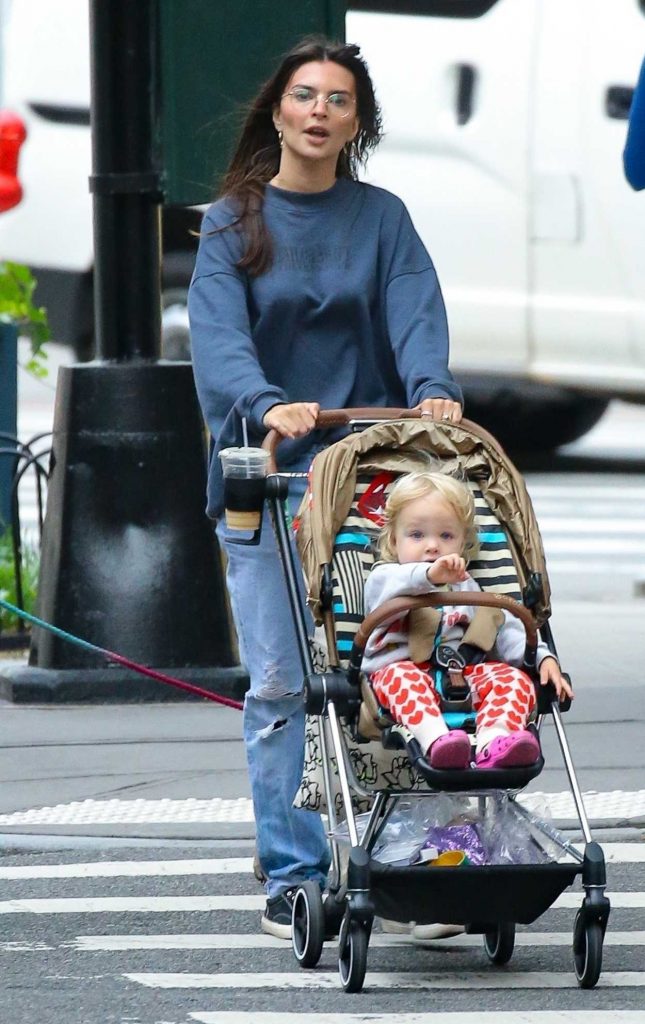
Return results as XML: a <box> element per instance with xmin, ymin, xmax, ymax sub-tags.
<box><xmin>370</xmin><ymin>660</ymin><xmax>536</xmax><ymax>755</ymax></box>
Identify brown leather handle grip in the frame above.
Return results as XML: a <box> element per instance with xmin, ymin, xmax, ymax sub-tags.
<box><xmin>261</xmin><ymin>408</ymin><xmax>488</xmax><ymax>473</ymax></box>
<box><xmin>353</xmin><ymin>590</ymin><xmax>538</xmax><ymax>651</ymax></box>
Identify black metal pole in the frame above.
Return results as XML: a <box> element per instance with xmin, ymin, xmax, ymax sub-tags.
<box><xmin>0</xmin><ymin>0</ymin><xmax>246</xmax><ymax>702</ymax></box>
<box><xmin>89</xmin><ymin>0</ymin><xmax>161</xmax><ymax>361</ymax></box>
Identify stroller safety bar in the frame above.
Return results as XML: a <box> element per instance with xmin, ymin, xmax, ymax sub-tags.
<box><xmin>348</xmin><ymin>591</ymin><xmax>539</xmax><ymax>701</ymax></box>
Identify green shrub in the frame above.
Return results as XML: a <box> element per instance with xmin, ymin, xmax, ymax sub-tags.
<box><xmin>0</xmin><ymin>260</ymin><xmax>51</xmax><ymax>376</ymax></box>
<box><xmin>0</xmin><ymin>527</ymin><xmax>39</xmax><ymax>633</ymax></box>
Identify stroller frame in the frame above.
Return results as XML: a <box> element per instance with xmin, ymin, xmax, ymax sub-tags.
<box><xmin>263</xmin><ymin>410</ymin><xmax>610</xmax><ymax>993</ymax></box>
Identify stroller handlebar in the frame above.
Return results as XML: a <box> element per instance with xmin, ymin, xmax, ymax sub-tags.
<box><xmin>353</xmin><ymin>591</ymin><xmax>539</xmax><ymax>653</ymax></box>
<box><xmin>261</xmin><ymin>409</ymin><xmax>495</xmax><ymax>472</ymax></box>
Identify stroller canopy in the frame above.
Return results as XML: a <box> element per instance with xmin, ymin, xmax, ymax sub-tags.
<box><xmin>296</xmin><ymin>418</ymin><xmax>551</xmax><ymax>627</ymax></box>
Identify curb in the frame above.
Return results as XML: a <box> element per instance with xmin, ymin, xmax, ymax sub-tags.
<box><xmin>0</xmin><ymin>661</ymin><xmax>249</xmax><ymax>704</ymax></box>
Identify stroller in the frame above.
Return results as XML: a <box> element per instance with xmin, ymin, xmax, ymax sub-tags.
<box><xmin>260</xmin><ymin>408</ymin><xmax>610</xmax><ymax>993</ymax></box>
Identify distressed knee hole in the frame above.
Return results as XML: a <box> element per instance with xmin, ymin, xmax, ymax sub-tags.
<box><xmin>256</xmin><ymin>717</ymin><xmax>288</xmax><ymax>740</ymax></box>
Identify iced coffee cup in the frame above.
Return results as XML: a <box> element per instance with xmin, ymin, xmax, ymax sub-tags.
<box><xmin>218</xmin><ymin>446</ymin><xmax>270</xmax><ymax>530</ymax></box>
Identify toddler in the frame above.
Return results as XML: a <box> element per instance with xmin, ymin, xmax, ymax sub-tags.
<box><xmin>363</xmin><ymin>471</ymin><xmax>573</xmax><ymax>769</ymax></box>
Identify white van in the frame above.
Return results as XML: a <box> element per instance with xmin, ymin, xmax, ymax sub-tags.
<box><xmin>350</xmin><ymin>0</ymin><xmax>645</xmax><ymax>447</ymax></box>
<box><xmin>1</xmin><ymin>0</ymin><xmax>644</xmax><ymax>449</ymax></box>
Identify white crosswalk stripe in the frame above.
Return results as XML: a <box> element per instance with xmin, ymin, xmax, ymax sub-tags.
<box><xmin>526</xmin><ymin>479</ymin><xmax>645</xmax><ymax>579</ymax></box>
<box><xmin>1</xmin><ymin>890</ymin><xmax>645</xmax><ymax>916</ymax></box>
<box><xmin>0</xmin><ymin>843</ymin><xmax>642</xmax><ymax>1019</ymax></box>
<box><xmin>188</xmin><ymin>1016</ymin><xmax>645</xmax><ymax>1024</ymax></box>
<box><xmin>127</xmin><ymin>969</ymin><xmax>645</xmax><ymax>989</ymax></box>
<box><xmin>69</xmin><ymin>930</ymin><xmax>645</xmax><ymax>951</ymax></box>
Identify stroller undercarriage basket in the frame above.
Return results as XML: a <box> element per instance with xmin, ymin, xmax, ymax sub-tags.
<box><xmin>263</xmin><ymin>409</ymin><xmax>610</xmax><ymax>993</ymax></box>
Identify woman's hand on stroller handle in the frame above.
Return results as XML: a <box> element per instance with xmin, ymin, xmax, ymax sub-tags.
<box><xmin>260</xmin><ymin>405</ymin><xmax>495</xmax><ymax>473</ymax></box>
<box><xmin>262</xmin><ymin>401</ymin><xmax>320</xmax><ymax>439</ymax></box>
<box><xmin>539</xmin><ymin>655</ymin><xmax>574</xmax><ymax>702</ymax></box>
<box><xmin>416</xmin><ymin>397</ymin><xmax>463</xmax><ymax>423</ymax></box>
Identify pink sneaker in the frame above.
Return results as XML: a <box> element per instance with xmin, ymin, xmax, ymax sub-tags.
<box><xmin>476</xmin><ymin>730</ymin><xmax>540</xmax><ymax>769</ymax></box>
<box><xmin>428</xmin><ymin>730</ymin><xmax>472</xmax><ymax>769</ymax></box>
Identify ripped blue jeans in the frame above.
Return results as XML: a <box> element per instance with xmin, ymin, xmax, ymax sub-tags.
<box><xmin>216</xmin><ymin>477</ymin><xmax>330</xmax><ymax>899</ymax></box>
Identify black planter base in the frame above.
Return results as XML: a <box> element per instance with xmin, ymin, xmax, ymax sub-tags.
<box><xmin>0</xmin><ymin>662</ymin><xmax>249</xmax><ymax>704</ymax></box>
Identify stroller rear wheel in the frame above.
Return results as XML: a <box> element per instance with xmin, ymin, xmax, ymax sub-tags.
<box><xmin>292</xmin><ymin>881</ymin><xmax>325</xmax><ymax>968</ymax></box>
<box><xmin>338</xmin><ymin>912</ymin><xmax>369</xmax><ymax>993</ymax></box>
<box><xmin>573</xmin><ymin>910</ymin><xmax>603</xmax><ymax>989</ymax></box>
<box><xmin>483</xmin><ymin>922</ymin><xmax>515</xmax><ymax>965</ymax></box>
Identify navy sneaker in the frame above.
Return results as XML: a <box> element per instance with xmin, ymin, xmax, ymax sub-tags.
<box><xmin>260</xmin><ymin>887</ymin><xmax>296</xmax><ymax>940</ymax></box>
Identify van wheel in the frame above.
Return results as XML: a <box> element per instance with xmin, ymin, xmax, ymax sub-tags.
<box><xmin>160</xmin><ymin>251</ymin><xmax>194</xmax><ymax>361</ymax></box>
<box><xmin>461</xmin><ymin>381</ymin><xmax>609</xmax><ymax>452</ymax></box>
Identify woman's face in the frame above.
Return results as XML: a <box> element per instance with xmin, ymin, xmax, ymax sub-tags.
<box><xmin>273</xmin><ymin>60</ymin><xmax>359</xmax><ymax>166</ymax></box>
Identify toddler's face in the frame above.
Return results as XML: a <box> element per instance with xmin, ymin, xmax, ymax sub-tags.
<box><xmin>393</xmin><ymin>492</ymin><xmax>465</xmax><ymax>564</ymax></box>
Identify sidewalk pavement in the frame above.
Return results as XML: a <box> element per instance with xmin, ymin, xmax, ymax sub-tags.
<box><xmin>0</xmin><ymin>700</ymin><xmax>252</xmax><ymax>844</ymax></box>
<box><xmin>1</xmin><ymin>598</ymin><xmax>645</xmax><ymax>846</ymax></box>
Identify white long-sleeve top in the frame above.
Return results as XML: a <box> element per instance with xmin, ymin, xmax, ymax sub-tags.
<box><xmin>362</xmin><ymin>561</ymin><xmax>554</xmax><ymax>675</ymax></box>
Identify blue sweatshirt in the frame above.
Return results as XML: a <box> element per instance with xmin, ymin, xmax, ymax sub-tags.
<box><xmin>189</xmin><ymin>177</ymin><xmax>462</xmax><ymax>518</ymax></box>
<box><xmin>624</xmin><ymin>56</ymin><xmax>645</xmax><ymax>190</ymax></box>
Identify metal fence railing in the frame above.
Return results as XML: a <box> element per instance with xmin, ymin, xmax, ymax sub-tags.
<box><xmin>0</xmin><ymin>432</ymin><xmax>51</xmax><ymax>650</ymax></box>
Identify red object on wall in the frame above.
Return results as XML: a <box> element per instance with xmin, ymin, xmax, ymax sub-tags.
<box><xmin>0</xmin><ymin>111</ymin><xmax>27</xmax><ymax>214</ymax></box>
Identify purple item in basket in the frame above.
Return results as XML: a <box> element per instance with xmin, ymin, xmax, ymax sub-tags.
<box><xmin>420</xmin><ymin>824</ymin><xmax>486</xmax><ymax>866</ymax></box>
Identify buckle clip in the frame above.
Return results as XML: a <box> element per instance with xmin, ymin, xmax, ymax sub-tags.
<box><xmin>433</xmin><ymin>644</ymin><xmax>471</xmax><ymax>705</ymax></box>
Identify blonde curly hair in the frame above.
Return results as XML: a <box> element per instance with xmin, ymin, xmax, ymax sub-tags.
<box><xmin>378</xmin><ymin>470</ymin><xmax>479</xmax><ymax>563</ymax></box>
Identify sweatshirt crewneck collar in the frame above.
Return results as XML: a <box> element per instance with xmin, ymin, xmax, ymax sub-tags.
<box><xmin>264</xmin><ymin>177</ymin><xmax>350</xmax><ymax>210</ymax></box>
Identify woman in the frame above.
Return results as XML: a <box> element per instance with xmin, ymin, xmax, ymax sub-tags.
<box><xmin>188</xmin><ymin>36</ymin><xmax>463</xmax><ymax>939</ymax></box>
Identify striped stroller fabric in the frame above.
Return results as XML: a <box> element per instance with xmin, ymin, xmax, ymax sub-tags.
<box><xmin>331</xmin><ymin>475</ymin><xmax>521</xmax><ymax>669</ymax></box>
<box><xmin>294</xmin><ymin>416</ymin><xmax>550</xmax><ymax>814</ymax></box>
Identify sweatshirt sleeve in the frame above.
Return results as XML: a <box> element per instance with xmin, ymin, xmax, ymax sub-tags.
<box><xmin>188</xmin><ymin>206</ymin><xmax>288</xmax><ymax>442</ymax></box>
<box><xmin>624</xmin><ymin>56</ymin><xmax>645</xmax><ymax>191</ymax></box>
<box><xmin>364</xmin><ymin>561</ymin><xmax>436</xmax><ymax>614</ymax></box>
<box><xmin>383</xmin><ymin>202</ymin><xmax>463</xmax><ymax>406</ymax></box>
<box><xmin>494</xmin><ymin>611</ymin><xmax>557</xmax><ymax>670</ymax></box>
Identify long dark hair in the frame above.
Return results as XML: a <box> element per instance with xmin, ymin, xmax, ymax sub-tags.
<box><xmin>218</xmin><ymin>36</ymin><xmax>383</xmax><ymax>276</ymax></box>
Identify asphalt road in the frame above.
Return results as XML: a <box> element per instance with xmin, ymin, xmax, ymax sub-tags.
<box><xmin>3</xmin><ymin>343</ymin><xmax>645</xmax><ymax>1023</ymax></box>
<box><xmin>0</xmin><ymin>843</ymin><xmax>643</xmax><ymax>1022</ymax></box>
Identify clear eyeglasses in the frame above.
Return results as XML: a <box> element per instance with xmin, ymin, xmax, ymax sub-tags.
<box><xmin>282</xmin><ymin>86</ymin><xmax>356</xmax><ymax>119</ymax></box>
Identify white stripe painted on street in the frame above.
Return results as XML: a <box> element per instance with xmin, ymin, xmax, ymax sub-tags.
<box><xmin>126</xmin><ymin>969</ymin><xmax>645</xmax><ymax>990</ymax></box>
<box><xmin>0</xmin><ymin>891</ymin><xmax>640</xmax><ymax>916</ymax></box>
<box><xmin>70</xmin><ymin>930</ymin><xmax>645</xmax><ymax>952</ymax></box>
<box><xmin>603</xmin><ymin>843</ymin><xmax>645</xmax><ymax>862</ymax></box>
<box><xmin>0</xmin><ymin>857</ymin><xmax>253</xmax><ymax>880</ymax></box>
<box><xmin>189</xmin><ymin>1015</ymin><xmax>645</xmax><ymax>1024</ymax></box>
<box><xmin>0</xmin><ymin>895</ymin><xmax>266</xmax><ymax>914</ymax></box>
<box><xmin>543</xmin><ymin>561</ymin><xmax>645</xmax><ymax>575</ymax></box>
<box><xmin>542</xmin><ymin>538</ymin><xmax>645</xmax><ymax>554</ymax></box>
<box><xmin>0</xmin><ymin>843</ymin><xmax>639</xmax><ymax>883</ymax></box>
<box><xmin>528</xmin><ymin>485</ymin><xmax>645</xmax><ymax>499</ymax></box>
<box><xmin>539</xmin><ymin>519</ymin><xmax>645</xmax><ymax>534</ymax></box>
<box><xmin>0</xmin><ymin>940</ymin><xmax>53</xmax><ymax>952</ymax></box>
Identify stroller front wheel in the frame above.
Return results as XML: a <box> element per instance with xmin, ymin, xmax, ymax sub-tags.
<box><xmin>338</xmin><ymin>912</ymin><xmax>369</xmax><ymax>993</ymax></box>
<box><xmin>292</xmin><ymin>881</ymin><xmax>325</xmax><ymax>968</ymax></box>
<box><xmin>483</xmin><ymin>922</ymin><xmax>515</xmax><ymax>965</ymax></box>
<box><xmin>573</xmin><ymin>910</ymin><xmax>603</xmax><ymax>989</ymax></box>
